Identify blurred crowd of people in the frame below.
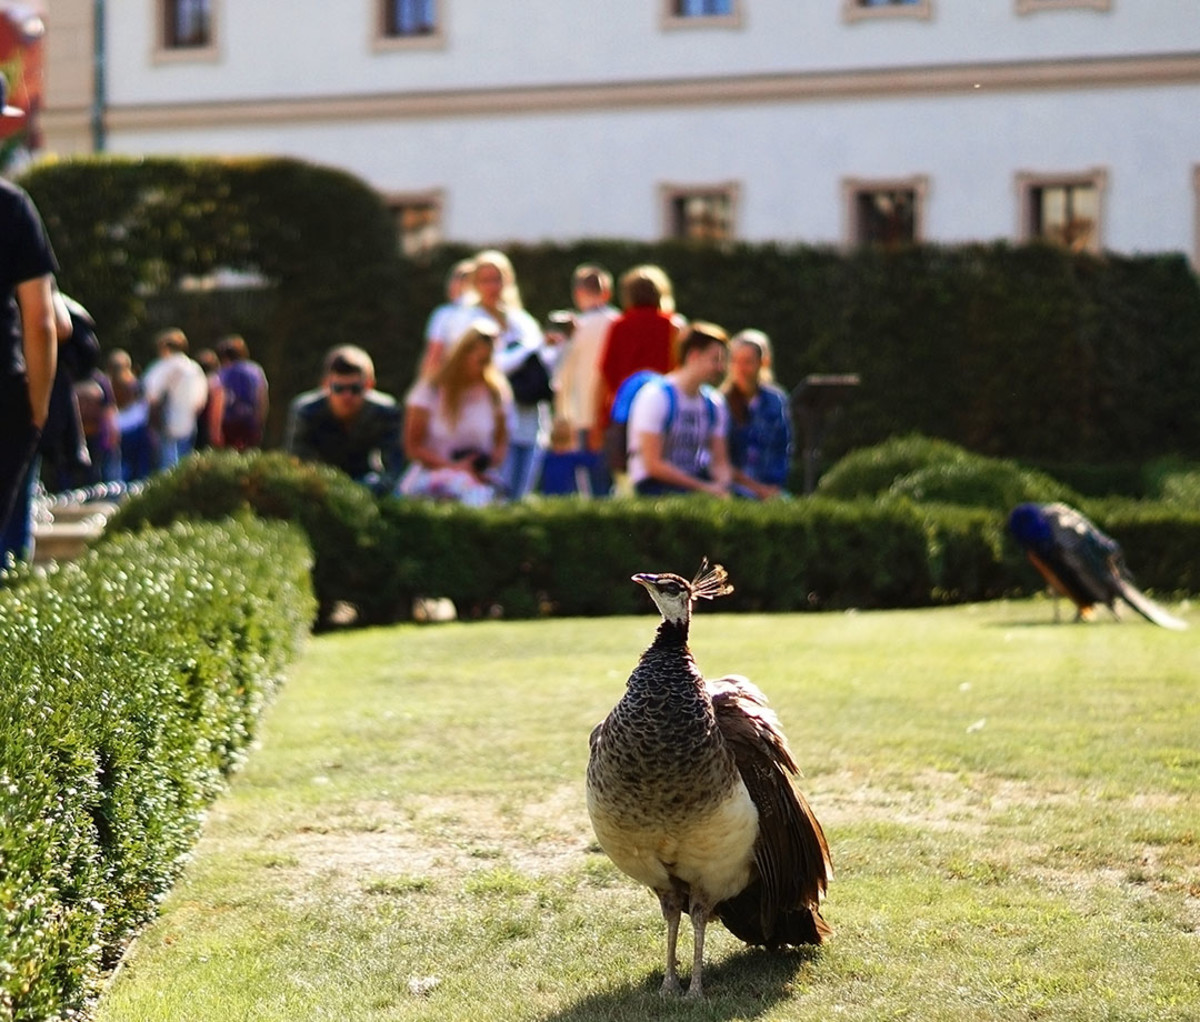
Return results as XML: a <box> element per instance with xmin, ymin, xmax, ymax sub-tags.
<box><xmin>276</xmin><ymin>249</ymin><xmax>793</xmax><ymax>507</ymax></box>
<box><xmin>42</xmin><ymin>321</ymin><xmax>270</xmax><ymax>495</ymax></box>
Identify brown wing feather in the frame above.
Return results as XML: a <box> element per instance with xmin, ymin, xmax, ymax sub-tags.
<box><xmin>708</xmin><ymin>674</ymin><xmax>832</xmax><ymax>946</ymax></box>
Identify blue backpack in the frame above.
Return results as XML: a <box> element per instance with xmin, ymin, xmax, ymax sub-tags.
<box><xmin>603</xmin><ymin>371</ymin><xmax>717</xmax><ymax>473</ymax></box>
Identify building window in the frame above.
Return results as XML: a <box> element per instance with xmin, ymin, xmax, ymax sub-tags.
<box><xmin>661</xmin><ymin>0</ymin><xmax>741</xmax><ymax>29</ymax></box>
<box><xmin>162</xmin><ymin>0</ymin><xmax>211</xmax><ymax>49</ymax></box>
<box><xmin>1016</xmin><ymin>0</ymin><xmax>1110</xmax><ymax>15</ymax></box>
<box><xmin>1017</xmin><ymin>170</ymin><xmax>1107</xmax><ymax>253</ymax></box>
<box><xmin>843</xmin><ymin>0</ymin><xmax>933</xmax><ymax>22</ymax></box>
<box><xmin>386</xmin><ymin>193</ymin><xmax>442</xmax><ymax>258</ymax></box>
<box><xmin>844</xmin><ymin>176</ymin><xmax>928</xmax><ymax>247</ymax></box>
<box><xmin>662</xmin><ymin>185</ymin><xmax>737</xmax><ymax>242</ymax></box>
<box><xmin>382</xmin><ymin>0</ymin><xmax>437</xmax><ymax>37</ymax></box>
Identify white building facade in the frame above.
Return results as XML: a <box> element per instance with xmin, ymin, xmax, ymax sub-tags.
<box><xmin>39</xmin><ymin>0</ymin><xmax>1200</xmax><ymax>263</ymax></box>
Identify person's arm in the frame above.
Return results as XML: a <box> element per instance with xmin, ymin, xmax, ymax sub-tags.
<box><xmin>284</xmin><ymin>398</ymin><xmax>314</xmax><ymax>459</ymax></box>
<box><xmin>637</xmin><ymin>429</ymin><xmax>729</xmax><ymax>497</ymax></box>
<box><xmin>402</xmin><ymin>404</ymin><xmax>448</xmax><ymax>469</ymax></box>
<box><xmin>256</xmin><ymin>367</ymin><xmax>270</xmax><ymax>423</ymax></box>
<box><xmin>18</xmin><ymin>274</ymin><xmax>57</xmax><ymax>428</ymax></box>
<box><xmin>490</xmin><ymin>399</ymin><xmax>509</xmax><ymax>474</ymax></box>
<box><xmin>706</xmin><ymin>427</ymin><xmax>734</xmax><ymax>494</ymax></box>
<box><xmin>208</xmin><ymin>380</ymin><xmax>225</xmax><ymax>447</ymax></box>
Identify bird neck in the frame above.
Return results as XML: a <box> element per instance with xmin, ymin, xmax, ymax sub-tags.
<box><xmin>651</xmin><ymin>618</ymin><xmax>690</xmax><ymax>649</ymax></box>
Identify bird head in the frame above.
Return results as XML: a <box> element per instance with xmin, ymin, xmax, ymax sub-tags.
<box><xmin>632</xmin><ymin>560</ymin><xmax>733</xmax><ymax>627</ymax></box>
<box><xmin>1008</xmin><ymin>502</ymin><xmax>1055</xmax><ymax>555</ymax></box>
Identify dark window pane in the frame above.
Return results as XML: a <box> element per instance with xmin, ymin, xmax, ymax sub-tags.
<box><xmin>856</xmin><ymin>189</ymin><xmax>917</xmax><ymax>246</ymax></box>
<box><xmin>670</xmin><ymin>193</ymin><xmax>733</xmax><ymax>241</ymax></box>
<box><xmin>165</xmin><ymin>0</ymin><xmax>210</xmax><ymax>48</ymax></box>
<box><xmin>390</xmin><ymin>201</ymin><xmax>440</xmax><ymax>257</ymax></box>
<box><xmin>674</xmin><ymin>0</ymin><xmax>733</xmax><ymax>15</ymax></box>
<box><xmin>386</xmin><ymin>0</ymin><xmax>436</xmax><ymax>36</ymax></box>
<box><xmin>1030</xmin><ymin>183</ymin><xmax>1097</xmax><ymax>251</ymax></box>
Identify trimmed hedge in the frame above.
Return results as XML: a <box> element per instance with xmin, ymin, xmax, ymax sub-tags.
<box><xmin>106</xmin><ymin>446</ymin><xmax>1199</xmax><ymax>624</ymax></box>
<box><xmin>105</xmin><ymin>450</ymin><xmax>388</xmax><ymax>626</ymax></box>
<box><xmin>817</xmin><ymin>433</ymin><xmax>1082</xmax><ymax>510</ymax></box>
<box><xmin>0</xmin><ymin>517</ymin><xmax>315</xmax><ymax>1021</ymax></box>
<box><xmin>375</xmin><ymin>494</ymin><xmax>1032</xmax><ymax>617</ymax></box>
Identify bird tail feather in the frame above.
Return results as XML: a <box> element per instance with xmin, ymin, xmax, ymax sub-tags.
<box><xmin>1116</xmin><ymin>579</ymin><xmax>1188</xmax><ymax>631</ymax></box>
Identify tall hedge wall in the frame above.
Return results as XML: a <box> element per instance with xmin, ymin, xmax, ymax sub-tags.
<box><xmin>20</xmin><ymin>157</ymin><xmax>1200</xmax><ymax>468</ymax></box>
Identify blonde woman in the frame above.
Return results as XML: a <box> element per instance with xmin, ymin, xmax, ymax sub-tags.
<box><xmin>398</xmin><ymin>322</ymin><xmax>513</xmax><ymax>505</ymax></box>
<box><xmin>447</xmin><ymin>249</ymin><xmax>556</xmax><ymax>498</ymax></box>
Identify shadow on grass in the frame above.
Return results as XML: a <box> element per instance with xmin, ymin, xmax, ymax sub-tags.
<box><xmin>540</xmin><ymin>945</ymin><xmax>821</xmax><ymax>1021</ymax></box>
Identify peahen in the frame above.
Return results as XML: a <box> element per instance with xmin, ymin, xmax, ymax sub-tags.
<box><xmin>585</xmin><ymin>562</ymin><xmax>831</xmax><ymax>998</ymax></box>
<box><xmin>1008</xmin><ymin>502</ymin><xmax>1186</xmax><ymax>630</ymax></box>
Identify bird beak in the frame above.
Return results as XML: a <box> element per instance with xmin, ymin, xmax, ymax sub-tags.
<box><xmin>631</xmin><ymin>573</ymin><xmax>654</xmax><ymax>588</ymax></box>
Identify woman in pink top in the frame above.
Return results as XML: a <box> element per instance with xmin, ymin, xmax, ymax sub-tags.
<box><xmin>399</xmin><ymin>322</ymin><xmax>513</xmax><ymax>505</ymax></box>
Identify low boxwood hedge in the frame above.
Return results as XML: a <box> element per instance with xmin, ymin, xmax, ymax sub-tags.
<box><xmin>0</xmin><ymin>516</ymin><xmax>314</xmax><ymax>1021</ymax></box>
<box><xmin>106</xmin><ymin>450</ymin><xmax>387</xmax><ymax>626</ymax></box>
<box><xmin>106</xmin><ymin>446</ymin><xmax>1199</xmax><ymax>624</ymax></box>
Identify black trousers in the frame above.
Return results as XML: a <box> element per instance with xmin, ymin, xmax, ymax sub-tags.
<box><xmin>0</xmin><ymin>374</ymin><xmax>40</xmax><ymax>534</ymax></box>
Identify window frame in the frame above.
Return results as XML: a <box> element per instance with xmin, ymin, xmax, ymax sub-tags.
<box><xmin>842</xmin><ymin>175</ymin><xmax>929</xmax><ymax>248</ymax></box>
<box><xmin>1016</xmin><ymin>168</ymin><xmax>1108</xmax><ymax>253</ymax></box>
<box><xmin>1015</xmin><ymin>0</ymin><xmax>1111</xmax><ymax>15</ymax></box>
<box><xmin>660</xmin><ymin>0</ymin><xmax>743</xmax><ymax>31</ymax></box>
<box><xmin>154</xmin><ymin>0</ymin><xmax>219</xmax><ymax>63</ymax></box>
<box><xmin>384</xmin><ymin>190</ymin><xmax>444</xmax><ymax>258</ymax></box>
<box><xmin>660</xmin><ymin>182</ymin><xmax>740</xmax><ymax>243</ymax></box>
<box><xmin>374</xmin><ymin>0</ymin><xmax>444</xmax><ymax>51</ymax></box>
<box><xmin>842</xmin><ymin>0</ymin><xmax>933</xmax><ymax>24</ymax></box>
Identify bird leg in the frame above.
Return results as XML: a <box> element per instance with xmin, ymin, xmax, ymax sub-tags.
<box><xmin>685</xmin><ymin>901</ymin><xmax>712</xmax><ymax>999</ymax></box>
<box><xmin>657</xmin><ymin>891</ymin><xmax>683</xmax><ymax>996</ymax></box>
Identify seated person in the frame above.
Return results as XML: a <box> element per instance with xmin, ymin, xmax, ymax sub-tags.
<box><xmin>722</xmin><ymin>329</ymin><xmax>792</xmax><ymax>500</ymax></box>
<box><xmin>397</xmin><ymin>322</ymin><xmax>512</xmax><ymax>505</ymax></box>
<box><xmin>284</xmin><ymin>345</ymin><xmax>402</xmax><ymax>494</ymax></box>
<box><xmin>627</xmin><ymin>322</ymin><xmax>732</xmax><ymax>498</ymax></box>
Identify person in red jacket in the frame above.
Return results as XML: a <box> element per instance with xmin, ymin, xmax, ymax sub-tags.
<box><xmin>590</xmin><ymin>264</ymin><xmax>682</xmax><ymax>451</ymax></box>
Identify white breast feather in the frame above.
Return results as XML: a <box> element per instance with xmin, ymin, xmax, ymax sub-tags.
<box><xmin>588</xmin><ymin>777</ymin><xmax>759</xmax><ymax>903</ymax></box>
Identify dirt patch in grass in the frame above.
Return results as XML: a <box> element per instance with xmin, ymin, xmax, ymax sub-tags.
<box><xmin>218</xmin><ymin>784</ymin><xmax>598</xmax><ymax>899</ymax></box>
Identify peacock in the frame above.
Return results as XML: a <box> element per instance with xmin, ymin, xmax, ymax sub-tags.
<box><xmin>585</xmin><ymin>562</ymin><xmax>831</xmax><ymax>998</ymax></box>
<box><xmin>1008</xmin><ymin>502</ymin><xmax>1187</xmax><ymax>630</ymax></box>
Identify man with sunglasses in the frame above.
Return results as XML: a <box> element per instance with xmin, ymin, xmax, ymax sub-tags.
<box><xmin>285</xmin><ymin>345</ymin><xmax>403</xmax><ymax>494</ymax></box>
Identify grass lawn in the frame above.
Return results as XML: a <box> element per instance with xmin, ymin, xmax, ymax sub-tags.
<box><xmin>96</xmin><ymin>598</ymin><xmax>1200</xmax><ymax>1022</ymax></box>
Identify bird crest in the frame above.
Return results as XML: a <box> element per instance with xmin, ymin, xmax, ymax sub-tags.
<box><xmin>691</xmin><ymin>559</ymin><xmax>734</xmax><ymax>603</ymax></box>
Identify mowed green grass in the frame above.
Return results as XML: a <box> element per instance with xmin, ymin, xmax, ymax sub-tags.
<box><xmin>96</xmin><ymin>599</ymin><xmax>1200</xmax><ymax>1022</ymax></box>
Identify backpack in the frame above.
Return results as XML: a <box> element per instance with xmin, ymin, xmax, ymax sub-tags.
<box><xmin>219</xmin><ymin>361</ymin><xmax>264</xmax><ymax>448</ymax></box>
<box><xmin>603</xmin><ymin>372</ymin><xmax>717</xmax><ymax>474</ymax></box>
<box><xmin>220</xmin><ymin>362</ymin><xmax>262</xmax><ymax>428</ymax></box>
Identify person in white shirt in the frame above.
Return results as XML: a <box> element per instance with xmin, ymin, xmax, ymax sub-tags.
<box><xmin>627</xmin><ymin>322</ymin><xmax>733</xmax><ymax>498</ymax></box>
<box><xmin>141</xmin><ymin>328</ymin><xmax>208</xmax><ymax>469</ymax></box>
<box><xmin>417</xmin><ymin>258</ymin><xmax>476</xmax><ymax>380</ymax></box>
<box><xmin>551</xmin><ymin>263</ymin><xmax>620</xmax><ymax>494</ymax></box>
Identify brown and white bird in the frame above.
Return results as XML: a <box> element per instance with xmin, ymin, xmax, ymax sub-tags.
<box><xmin>586</xmin><ymin>562</ymin><xmax>831</xmax><ymax>998</ymax></box>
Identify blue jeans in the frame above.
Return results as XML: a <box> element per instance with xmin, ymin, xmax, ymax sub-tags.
<box><xmin>501</xmin><ymin>442</ymin><xmax>544</xmax><ymax>500</ymax></box>
<box><xmin>158</xmin><ymin>432</ymin><xmax>195</xmax><ymax>470</ymax></box>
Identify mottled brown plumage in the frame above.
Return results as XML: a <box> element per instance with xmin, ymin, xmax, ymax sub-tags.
<box><xmin>586</xmin><ymin>562</ymin><xmax>831</xmax><ymax>998</ymax></box>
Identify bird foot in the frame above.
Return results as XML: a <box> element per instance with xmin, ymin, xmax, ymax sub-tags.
<box><xmin>684</xmin><ymin>981</ymin><xmax>705</xmax><ymax>1000</ymax></box>
<box><xmin>659</xmin><ymin>974</ymin><xmax>682</xmax><ymax>997</ymax></box>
